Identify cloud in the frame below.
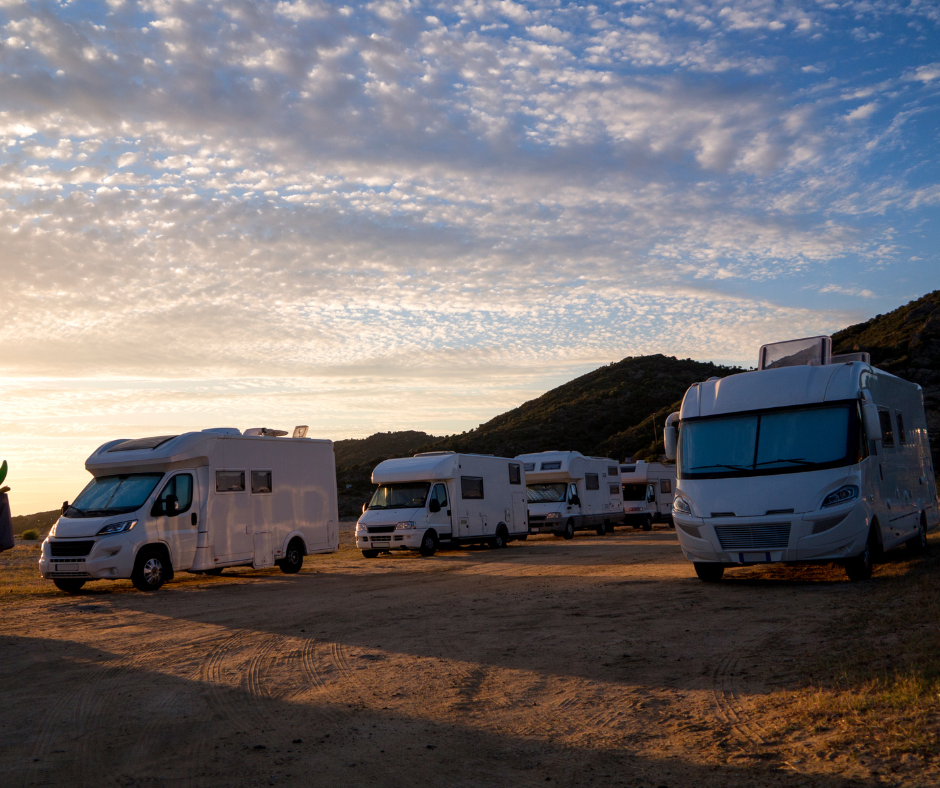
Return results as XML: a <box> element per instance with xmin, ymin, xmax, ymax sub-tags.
<box><xmin>845</xmin><ymin>102</ymin><xmax>878</xmax><ymax>121</ymax></box>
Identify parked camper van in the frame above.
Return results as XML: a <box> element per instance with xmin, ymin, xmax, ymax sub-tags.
<box><xmin>356</xmin><ymin>452</ymin><xmax>528</xmax><ymax>556</ymax></box>
<box><xmin>665</xmin><ymin>336</ymin><xmax>939</xmax><ymax>582</ymax></box>
<box><xmin>518</xmin><ymin>451</ymin><xmax>625</xmax><ymax>539</ymax></box>
<box><xmin>620</xmin><ymin>460</ymin><xmax>677</xmax><ymax>531</ymax></box>
<box><xmin>40</xmin><ymin>427</ymin><xmax>339</xmax><ymax>592</ymax></box>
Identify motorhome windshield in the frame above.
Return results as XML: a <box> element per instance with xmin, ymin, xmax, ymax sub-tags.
<box><xmin>679</xmin><ymin>402</ymin><xmax>860</xmax><ymax>480</ymax></box>
<box><xmin>368</xmin><ymin>482</ymin><xmax>431</xmax><ymax>510</ymax></box>
<box><xmin>526</xmin><ymin>483</ymin><xmax>567</xmax><ymax>503</ymax></box>
<box><xmin>622</xmin><ymin>483</ymin><xmax>647</xmax><ymax>502</ymax></box>
<box><xmin>67</xmin><ymin>473</ymin><xmax>164</xmax><ymax>517</ymax></box>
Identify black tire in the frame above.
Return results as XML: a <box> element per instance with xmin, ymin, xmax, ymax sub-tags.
<box><xmin>418</xmin><ymin>531</ymin><xmax>438</xmax><ymax>557</ymax></box>
<box><xmin>491</xmin><ymin>527</ymin><xmax>508</xmax><ymax>549</ymax></box>
<box><xmin>694</xmin><ymin>562</ymin><xmax>724</xmax><ymax>582</ymax></box>
<box><xmin>604</xmin><ymin>520</ymin><xmax>614</xmax><ymax>534</ymax></box>
<box><xmin>279</xmin><ymin>538</ymin><xmax>305</xmax><ymax>574</ymax></box>
<box><xmin>361</xmin><ymin>549</ymin><xmax>380</xmax><ymax>558</ymax></box>
<box><xmin>906</xmin><ymin>516</ymin><xmax>928</xmax><ymax>554</ymax></box>
<box><xmin>563</xmin><ymin>519</ymin><xmax>575</xmax><ymax>540</ymax></box>
<box><xmin>132</xmin><ymin>548</ymin><xmax>169</xmax><ymax>592</ymax></box>
<box><xmin>667</xmin><ymin>518</ymin><xmax>675</xmax><ymax>530</ymax></box>
<box><xmin>844</xmin><ymin>524</ymin><xmax>878</xmax><ymax>581</ymax></box>
<box><xmin>53</xmin><ymin>579</ymin><xmax>86</xmax><ymax>593</ymax></box>
<box><xmin>596</xmin><ymin>522</ymin><xmax>606</xmax><ymax>536</ymax></box>
<box><xmin>641</xmin><ymin>515</ymin><xmax>652</xmax><ymax>532</ymax></box>
<box><xmin>203</xmin><ymin>567</ymin><xmax>224</xmax><ymax>576</ymax></box>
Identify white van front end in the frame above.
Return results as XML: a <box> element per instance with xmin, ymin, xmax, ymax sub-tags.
<box><xmin>355</xmin><ymin>506</ymin><xmax>430</xmax><ymax>553</ymax></box>
<box><xmin>673</xmin><ymin>467</ymin><xmax>873</xmax><ymax>566</ymax></box>
<box><xmin>40</xmin><ymin>513</ymin><xmax>143</xmax><ymax>581</ymax></box>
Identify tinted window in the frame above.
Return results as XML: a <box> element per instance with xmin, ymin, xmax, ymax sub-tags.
<box><xmin>69</xmin><ymin>472</ymin><xmax>164</xmax><ymax>517</ymax></box>
<box><xmin>620</xmin><ymin>466</ymin><xmax>635</xmax><ymax>474</ymax></box>
<box><xmin>369</xmin><ymin>483</ymin><xmax>430</xmax><ymax>509</ymax></box>
<box><xmin>896</xmin><ymin>412</ymin><xmax>907</xmax><ymax>444</ymax></box>
<box><xmin>523</xmin><ymin>463</ymin><xmax>535</xmax><ymax>472</ymax></box>
<box><xmin>608</xmin><ymin>466</ymin><xmax>619</xmax><ymax>477</ymax></box>
<box><xmin>622</xmin><ymin>483</ymin><xmax>646</xmax><ymax>502</ymax></box>
<box><xmin>461</xmin><ymin>476</ymin><xmax>484</xmax><ymax>499</ymax></box>
<box><xmin>540</xmin><ymin>461</ymin><xmax>561</xmax><ymax>470</ymax></box>
<box><xmin>216</xmin><ymin>470</ymin><xmax>245</xmax><ymax>492</ymax></box>
<box><xmin>609</xmin><ymin>484</ymin><xmax>620</xmax><ymax>496</ymax></box>
<box><xmin>585</xmin><ymin>473</ymin><xmax>599</xmax><ymax>490</ymax></box>
<box><xmin>509</xmin><ymin>464</ymin><xmax>522</xmax><ymax>485</ymax></box>
<box><xmin>431</xmin><ymin>483</ymin><xmax>448</xmax><ymax>508</ymax></box>
<box><xmin>660</xmin><ymin>479</ymin><xmax>672</xmax><ymax>494</ymax></box>
<box><xmin>154</xmin><ymin>473</ymin><xmax>193</xmax><ymax>515</ymax></box>
<box><xmin>251</xmin><ymin>470</ymin><xmax>273</xmax><ymax>494</ymax></box>
<box><xmin>527</xmin><ymin>483</ymin><xmax>566</xmax><ymax>503</ymax></box>
<box><xmin>878</xmin><ymin>409</ymin><xmax>894</xmax><ymax>447</ymax></box>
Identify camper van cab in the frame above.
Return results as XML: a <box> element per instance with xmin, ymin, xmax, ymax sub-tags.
<box><xmin>620</xmin><ymin>460</ymin><xmax>677</xmax><ymax>531</ymax></box>
<box><xmin>518</xmin><ymin>451</ymin><xmax>625</xmax><ymax>539</ymax></box>
<box><xmin>665</xmin><ymin>336</ymin><xmax>939</xmax><ymax>582</ymax></box>
<box><xmin>40</xmin><ymin>428</ymin><xmax>339</xmax><ymax>593</ymax></box>
<box><xmin>356</xmin><ymin>452</ymin><xmax>528</xmax><ymax>557</ymax></box>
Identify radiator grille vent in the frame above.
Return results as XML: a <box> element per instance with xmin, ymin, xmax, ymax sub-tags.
<box><xmin>714</xmin><ymin>523</ymin><xmax>791</xmax><ymax>551</ymax></box>
<box><xmin>49</xmin><ymin>540</ymin><xmax>94</xmax><ymax>557</ymax></box>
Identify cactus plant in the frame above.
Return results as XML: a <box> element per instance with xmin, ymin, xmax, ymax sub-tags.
<box><xmin>0</xmin><ymin>459</ymin><xmax>8</xmax><ymax>495</ymax></box>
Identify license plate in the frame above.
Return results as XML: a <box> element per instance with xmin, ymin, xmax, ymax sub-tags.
<box><xmin>371</xmin><ymin>537</ymin><xmax>391</xmax><ymax>542</ymax></box>
<box><xmin>54</xmin><ymin>563</ymin><xmax>85</xmax><ymax>573</ymax></box>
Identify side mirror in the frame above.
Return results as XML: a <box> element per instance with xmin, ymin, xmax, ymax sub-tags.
<box><xmin>664</xmin><ymin>411</ymin><xmax>680</xmax><ymax>461</ymax></box>
<box><xmin>362</xmin><ymin>502</ymin><xmax>369</xmax><ymax>514</ymax></box>
<box><xmin>862</xmin><ymin>401</ymin><xmax>881</xmax><ymax>442</ymax></box>
<box><xmin>165</xmin><ymin>494</ymin><xmax>180</xmax><ymax>516</ymax></box>
<box><xmin>569</xmin><ymin>495</ymin><xmax>581</xmax><ymax>507</ymax></box>
<box><xmin>62</xmin><ymin>501</ymin><xmax>69</xmax><ymax>515</ymax></box>
<box><xmin>429</xmin><ymin>499</ymin><xmax>441</xmax><ymax>513</ymax></box>
<box><xmin>647</xmin><ymin>486</ymin><xmax>655</xmax><ymax>503</ymax></box>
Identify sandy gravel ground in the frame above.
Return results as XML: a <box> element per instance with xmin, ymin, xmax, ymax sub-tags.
<box><xmin>1</xmin><ymin>527</ymin><xmax>937</xmax><ymax>788</ymax></box>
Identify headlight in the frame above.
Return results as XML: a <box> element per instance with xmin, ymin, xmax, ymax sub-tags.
<box><xmin>49</xmin><ymin>522</ymin><xmax>58</xmax><ymax>537</ymax></box>
<box><xmin>821</xmin><ymin>485</ymin><xmax>859</xmax><ymax>508</ymax></box>
<box><xmin>96</xmin><ymin>519</ymin><xmax>138</xmax><ymax>535</ymax></box>
<box><xmin>395</xmin><ymin>521</ymin><xmax>417</xmax><ymax>530</ymax></box>
<box><xmin>544</xmin><ymin>512</ymin><xmax>561</xmax><ymax>520</ymax></box>
<box><xmin>673</xmin><ymin>496</ymin><xmax>691</xmax><ymax>515</ymax></box>
<box><xmin>355</xmin><ymin>523</ymin><xmax>366</xmax><ymax>533</ymax></box>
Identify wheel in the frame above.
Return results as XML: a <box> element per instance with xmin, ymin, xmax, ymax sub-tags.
<box><xmin>906</xmin><ymin>516</ymin><xmax>928</xmax><ymax>554</ymax></box>
<box><xmin>491</xmin><ymin>527</ymin><xmax>508</xmax><ymax>549</ymax></box>
<box><xmin>53</xmin><ymin>579</ymin><xmax>86</xmax><ymax>593</ymax></box>
<box><xmin>693</xmin><ymin>563</ymin><xmax>724</xmax><ymax>582</ymax></box>
<box><xmin>132</xmin><ymin>548</ymin><xmax>168</xmax><ymax>592</ymax></box>
<box><xmin>418</xmin><ymin>531</ymin><xmax>438</xmax><ymax>557</ymax></box>
<box><xmin>563</xmin><ymin>520</ymin><xmax>575</xmax><ymax>540</ymax></box>
<box><xmin>641</xmin><ymin>515</ymin><xmax>652</xmax><ymax>532</ymax></box>
<box><xmin>203</xmin><ymin>567</ymin><xmax>224</xmax><ymax>576</ymax></box>
<box><xmin>604</xmin><ymin>520</ymin><xmax>614</xmax><ymax>534</ymax></box>
<box><xmin>361</xmin><ymin>549</ymin><xmax>380</xmax><ymax>558</ymax></box>
<box><xmin>596</xmin><ymin>522</ymin><xmax>606</xmax><ymax>536</ymax></box>
<box><xmin>279</xmin><ymin>538</ymin><xmax>305</xmax><ymax>573</ymax></box>
<box><xmin>667</xmin><ymin>518</ymin><xmax>675</xmax><ymax>529</ymax></box>
<box><xmin>844</xmin><ymin>524</ymin><xmax>878</xmax><ymax>581</ymax></box>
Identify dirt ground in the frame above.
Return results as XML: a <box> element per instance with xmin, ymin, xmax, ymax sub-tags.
<box><xmin>1</xmin><ymin>526</ymin><xmax>938</xmax><ymax>788</ymax></box>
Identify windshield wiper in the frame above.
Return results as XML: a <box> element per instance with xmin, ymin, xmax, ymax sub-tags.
<box><xmin>690</xmin><ymin>463</ymin><xmax>749</xmax><ymax>471</ymax></box>
<box><xmin>65</xmin><ymin>505</ymin><xmax>87</xmax><ymax>517</ymax></box>
<box><xmin>755</xmin><ymin>458</ymin><xmax>813</xmax><ymax>466</ymax></box>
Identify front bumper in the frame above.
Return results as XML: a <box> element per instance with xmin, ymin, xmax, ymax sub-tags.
<box><xmin>39</xmin><ymin>537</ymin><xmax>135</xmax><ymax>580</ymax></box>
<box><xmin>674</xmin><ymin>502</ymin><xmax>869</xmax><ymax>565</ymax></box>
<box><xmin>356</xmin><ymin>530</ymin><xmax>425</xmax><ymax>550</ymax></box>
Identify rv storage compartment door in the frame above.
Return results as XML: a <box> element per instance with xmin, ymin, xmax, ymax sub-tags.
<box><xmin>253</xmin><ymin>532</ymin><xmax>273</xmax><ymax>568</ymax></box>
<box><xmin>511</xmin><ymin>491</ymin><xmax>527</xmax><ymax>534</ymax></box>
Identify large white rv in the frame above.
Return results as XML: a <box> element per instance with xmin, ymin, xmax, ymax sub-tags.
<box><xmin>619</xmin><ymin>460</ymin><xmax>677</xmax><ymax>531</ymax></box>
<box><xmin>356</xmin><ymin>452</ymin><xmax>527</xmax><ymax>556</ymax></box>
<box><xmin>665</xmin><ymin>336</ymin><xmax>939</xmax><ymax>582</ymax></box>
<box><xmin>517</xmin><ymin>451</ymin><xmax>625</xmax><ymax>539</ymax></box>
<box><xmin>40</xmin><ymin>427</ymin><xmax>339</xmax><ymax>593</ymax></box>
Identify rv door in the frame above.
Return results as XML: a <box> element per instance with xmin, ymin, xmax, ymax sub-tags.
<box><xmin>152</xmin><ymin>472</ymin><xmax>199</xmax><ymax>570</ymax></box>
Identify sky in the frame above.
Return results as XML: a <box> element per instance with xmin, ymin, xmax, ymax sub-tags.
<box><xmin>1</xmin><ymin>0</ymin><xmax>939</xmax><ymax>515</ymax></box>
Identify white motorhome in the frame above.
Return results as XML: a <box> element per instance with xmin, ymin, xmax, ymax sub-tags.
<box><xmin>619</xmin><ymin>460</ymin><xmax>677</xmax><ymax>531</ymax></box>
<box><xmin>356</xmin><ymin>452</ymin><xmax>527</xmax><ymax>556</ymax></box>
<box><xmin>40</xmin><ymin>427</ymin><xmax>339</xmax><ymax>593</ymax></box>
<box><xmin>665</xmin><ymin>336</ymin><xmax>939</xmax><ymax>582</ymax></box>
<box><xmin>517</xmin><ymin>451</ymin><xmax>625</xmax><ymax>539</ymax></box>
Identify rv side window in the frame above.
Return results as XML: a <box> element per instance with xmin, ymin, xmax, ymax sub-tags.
<box><xmin>461</xmin><ymin>476</ymin><xmax>484</xmax><ymax>499</ymax></box>
<box><xmin>896</xmin><ymin>412</ymin><xmax>907</xmax><ymax>444</ymax></box>
<box><xmin>153</xmin><ymin>473</ymin><xmax>193</xmax><ymax>516</ymax></box>
<box><xmin>609</xmin><ymin>484</ymin><xmax>620</xmax><ymax>496</ymax></box>
<box><xmin>585</xmin><ymin>473</ymin><xmax>599</xmax><ymax>491</ymax></box>
<box><xmin>878</xmin><ymin>409</ymin><xmax>894</xmax><ymax>447</ymax></box>
<box><xmin>608</xmin><ymin>466</ymin><xmax>619</xmax><ymax>477</ymax></box>
<box><xmin>251</xmin><ymin>470</ymin><xmax>273</xmax><ymax>494</ymax></box>
<box><xmin>216</xmin><ymin>470</ymin><xmax>245</xmax><ymax>493</ymax></box>
<box><xmin>540</xmin><ymin>461</ymin><xmax>561</xmax><ymax>471</ymax></box>
<box><xmin>508</xmin><ymin>464</ymin><xmax>522</xmax><ymax>485</ymax></box>
<box><xmin>523</xmin><ymin>463</ymin><xmax>535</xmax><ymax>472</ymax></box>
<box><xmin>660</xmin><ymin>479</ymin><xmax>672</xmax><ymax>495</ymax></box>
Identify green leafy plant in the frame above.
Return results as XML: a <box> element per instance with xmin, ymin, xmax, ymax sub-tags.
<box><xmin>20</xmin><ymin>529</ymin><xmax>39</xmax><ymax>540</ymax></box>
<box><xmin>0</xmin><ymin>459</ymin><xmax>8</xmax><ymax>495</ymax></box>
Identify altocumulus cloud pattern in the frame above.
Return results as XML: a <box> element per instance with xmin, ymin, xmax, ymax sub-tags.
<box><xmin>0</xmin><ymin>0</ymin><xmax>938</xmax><ymax>511</ymax></box>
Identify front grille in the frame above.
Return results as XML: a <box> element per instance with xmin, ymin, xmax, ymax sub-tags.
<box><xmin>528</xmin><ymin>515</ymin><xmax>546</xmax><ymax>523</ymax></box>
<box><xmin>367</xmin><ymin>525</ymin><xmax>395</xmax><ymax>534</ymax></box>
<box><xmin>714</xmin><ymin>523</ymin><xmax>791</xmax><ymax>551</ymax></box>
<box><xmin>371</xmin><ymin>536</ymin><xmax>391</xmax><ymax>542</ymax></box>
<box><xmin>50</xmin><ymin>540</ymin><xmax>95</xmax><ymax>557</ymax></box>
